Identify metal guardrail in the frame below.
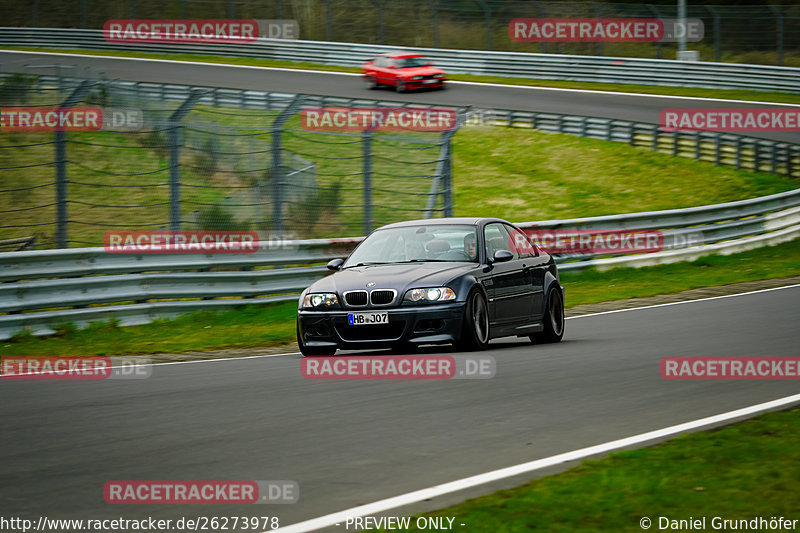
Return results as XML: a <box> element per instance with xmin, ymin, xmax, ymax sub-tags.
<box><xmin>2</xmin><ymin>188</ymin><xmax>800</xmax><ymax>339</ymax></box>
<box><xmin>2</xmin><ymin>28</ymin><xmax>800</xmax><ymax>93</ymax></box>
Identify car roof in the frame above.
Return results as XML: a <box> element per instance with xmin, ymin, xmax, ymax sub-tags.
<box><xmin>378</xmin><ymin>52</ymin><xmax>425</xmax><ymax>59</ymax></box>
<box><xmin>376</xmin><ymin>217</ymin><xmax>511</xmax><ymax>230</ymax></box>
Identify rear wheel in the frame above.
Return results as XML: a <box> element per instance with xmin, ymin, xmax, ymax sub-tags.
<box><xmin>455</xmin><ymin>289</ymin><xmax>490</xmax><ymax>351</ymax></box>
<box><xmin>531</xmin><ymin>288</ymin><xmax>564</xmax><ymax>344</ymax></box>
<box><xmin>297</xmin><ymin>321</ymin><xmax>336</xmax><ymax>356</ymax></box>
<box><xmin>366</xmin><ymin>76</ymin><xmax>378</xmax><ymax>90</ymax></box>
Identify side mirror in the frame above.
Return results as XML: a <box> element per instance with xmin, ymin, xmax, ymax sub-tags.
<box><xmin>327</xmin><ymin>258</ymin><xmax>345</xmax><ymax>271</ymax></box>
<box><xmin>491</xmin><ymin>250</ymin><xmax>513</xmax><ymax>264</ymax></box>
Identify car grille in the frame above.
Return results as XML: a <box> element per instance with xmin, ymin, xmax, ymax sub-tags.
<box><xmin>336</xmin><ymin>321</ymin><xmax>406</xmax><ymax>341</ymax></box>
<box><xmin>370</xmin><ymin>290</ymin><xmax>396</xmax><ymax>306</ymax></box>
<box><xmin>344</xmin><ymin>291</ymin><xmax>368</xmax><ymax>306</ymax></box>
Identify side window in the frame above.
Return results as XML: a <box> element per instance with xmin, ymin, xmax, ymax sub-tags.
<box><xmin>484</xmin><ymin>223</ymin><xmax>518</xmax><ymax>260</ymax></box>
<box><xmin>505</xmin><ymin>224</ymin><xmax>536</xmax><ymax>258</ymax></box>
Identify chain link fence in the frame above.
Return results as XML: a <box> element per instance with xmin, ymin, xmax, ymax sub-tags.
<box><xmin>0</xmin><ymin>68</ymin><xmax>460</xmax><ymax>249</ymax></box>
<box><xmin>2</xmin><ymin>0</ymin><xmax>799</xmax><ymax>65</ymax></box>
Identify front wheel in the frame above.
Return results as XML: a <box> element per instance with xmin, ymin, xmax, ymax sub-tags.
<box><xmin>531</xmin><ymin>288</ymin><xmax>564</xmax><ymax>344</ymax></box>
<box><xmin>395</xmin><ymin>80</ymin><xmax>407</xmax><ymax>93</ymax></box>
<box><xmin>297</xmin><ymin>321</ymin><xmax>336</xmax><ymax>356</ymax></box>
<box><xmin>455</xmin><ymin>289</ymin><xmax>490</xmax><ymax>351</ymax></box>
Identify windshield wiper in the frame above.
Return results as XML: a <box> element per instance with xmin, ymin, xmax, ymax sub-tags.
<box><xmin>343</xmin><ymin>261</ymin><xmax>393</xmax><ymax>269</ymax></box>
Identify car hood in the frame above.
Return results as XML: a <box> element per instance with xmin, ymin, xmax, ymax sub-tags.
<box><xmin>398</xmin><ymin>66</ymin><xmax>444</xmax><ymax>77</ymax></box>
<box><xmin>308</xmin><ymin>262</ymin><xmax>477</xmax><ymax>296</ymax></box>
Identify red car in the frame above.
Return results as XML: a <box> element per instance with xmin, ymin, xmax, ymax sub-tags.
<box><xmin>362</xmin><ymin>53</ymin><xmax>446</xmax><ymax>93</ymax></box>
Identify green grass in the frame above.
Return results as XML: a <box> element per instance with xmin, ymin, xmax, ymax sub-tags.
<box><xmin>4</xmin><ymin>237</ymin><xmax>799</xmax><ymax>356</ymax></box>
<box><xmin>452</xmin><ymin>126</ymin><xmax>799</xmax><ymax>222</ymax></box>
<box><xmin>368</xmin><ymin>407</ymin><xmax>800</xmax><ymax>532</ymax></box>
<box><xmin>4</xmin><ymin>46</ymin><xmax>800</xmax><ymax>105</ymax></box>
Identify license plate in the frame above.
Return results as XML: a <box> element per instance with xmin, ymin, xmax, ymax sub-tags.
<box><xmin>348</xmin><ymin>312</ymin><xmax>389</xmax><ymax>326</ymax></box>
<box><xmin>422</xmin><ymin>79</ymin><xmax>436</xmax><ymax>84</ymax></box>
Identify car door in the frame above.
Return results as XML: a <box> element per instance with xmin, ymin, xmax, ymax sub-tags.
<box><xmin>505</xmin><ymin>224</ymin><xmax>548</xmax><ymax>322</ymax></box>
<box><xmin>483</xmin><ymin>223</ymin><xmax>535</xmax><ymax>329</ymax></box>
<box><xmin>373</xmin><ymin>56</ymin><xmax>394</xmax><ymax>85</ymax></box>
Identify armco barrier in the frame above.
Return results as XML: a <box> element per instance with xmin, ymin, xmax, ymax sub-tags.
<box><xmin>2</xmin><ymin>187</ymin><xmax>800</xmax><ymax>339</ymax></box>
<box><xmin>1</xmin><ymin>28</ymin><xmax>799</xmax><ymax>92</ymax></box>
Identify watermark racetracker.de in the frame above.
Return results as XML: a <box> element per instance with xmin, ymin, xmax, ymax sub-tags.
<box><xmin>509</xmin><ymin>18</ymin><xmax>703</xmax><ymax>43</ymax></box>
<box><xmin>661</xmin><ymin>357</ymin><xmax>800</xmax><ymax>380</ymax></box>
<box><xmin>300</xmin><ymin>107</ymin><xmax>457</xmax><ymax>132</ymax></box>
<box><xmin>1</xmin><ymin>356</ymin><xmax>151</xmax><ymax>379</ymax></box>
<box><xmin>301</xmin><ymin>355</ymin><xmax>495</xmax><ymax>380</ymax></box>
<box><xmin>660</xmin><ymin>108</ymin><xmax>800</xmax><ymax>133</ymax></box>
<box><xmin>104</xmin><ymin>480</ymin><xmax>298</xmax><ymax>504</ymax></box>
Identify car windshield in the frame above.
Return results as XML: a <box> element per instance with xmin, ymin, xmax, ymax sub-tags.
<box><xmin>395</xmin><ymin>56</ymin><xmax>429</xmax><ymax>68</ymax></box>
<box><xmin>344</xmin><ymin>225</ymin><xmax>479</xmax><ymax>267</ymax></box>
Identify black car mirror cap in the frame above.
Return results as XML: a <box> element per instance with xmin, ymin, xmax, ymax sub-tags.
<box><xmin>327</xmin><ymin>258</ymin><xmax>345</xmax><ymax>271</ymax></box>
<box><xmin>492</xmin><ymin>250</ymin><xmax>514</xmax><ymax>263</ymax></box>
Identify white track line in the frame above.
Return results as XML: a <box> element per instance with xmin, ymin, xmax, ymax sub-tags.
<box><xmin>3</xmin><ymin>50</ymin><xmax>799</xmax><ymax>107</ymax></box>
<box><xmin>271</xmin><ymin>392</ymin><xmax>800</xmax><ymax>533</ymax></box>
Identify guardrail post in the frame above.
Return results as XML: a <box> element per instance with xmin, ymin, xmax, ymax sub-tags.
<box><xmin>168</xmin><ymin>89</ymin><xmax>205</xmax><ymax>231</ymax></box>
<box><xmin>695</xmin><ymin>132</ymin><xmax>701</xmax><ymax>160</ymax></box>
<box><xmin>735</xmin><ymin>137</ymin><xmax>742</xmax><ymax>169</ymax></box>
<box><xmin>769</xmin><ymin>6</ymin><xmax>784</xmax><ymax>66</ymax></box>
<box><xmin>363</xmin><ymin>130</ymin><xmax>373</xmax><ymax>234</ymax></box>
<box><xmin>270</xmin><ymin>94</ymin><xmax>306</xmax><ymax>234</ymax></box>
<box><xmin>714</xmin><ymin>134</ymin><xmax>721</xmax><ymax>165</ymax></box>
<box><xmin>771</xmin><ymin>143</ymin><xmax>777</xmax><ymax>174</ymax></box>
<box><xmin>55</xmin><ymin>80</ymin><xmax>93</xmax><ymax>249</ymax></box>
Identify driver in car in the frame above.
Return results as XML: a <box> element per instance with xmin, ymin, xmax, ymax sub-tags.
<box><xmin>464</xmin><ymin>233</ymin><xmax>478</xmax><ymax>261</ymax></box>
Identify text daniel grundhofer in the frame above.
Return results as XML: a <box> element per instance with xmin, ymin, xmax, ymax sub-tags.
<box><xmin>341</xmin><ymin>516</ymin><xmax>463</xmax><ymax>530</ymax></box>
<box><xmin>656</xmin><ymin>516</ymin><xmax>797</xmax><ymax>530</ymax></box>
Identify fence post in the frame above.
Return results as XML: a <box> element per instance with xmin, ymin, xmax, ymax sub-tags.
<box><xmin>325</xmin><ymin>0</ymin><xmax>334</xmax><ymax>41</ymax></box>
<box><xmin>229</xmin><ymin>0</ymin><xmax>235</xmax><ymax>18</ymax></box>
<box><xmin>168</xmin><ymin>90</ymin><xmax>205</xmax><ymax>231</ymax></box>
<box><xmin>706</xmin><ymin>6</ymin><xmax>721</xmax><ymax>62</ymax></box>
<box><xmin>590</xmin><ymin>2</ymin><xmax>604</xmax><ymax>56</ymax></box>
<box><xmin>648</xmin><ymin>5</ymin><xmax>663</xmax><ymax>59</ymax></box>
<box><xmin>363</xmin><ymin>130</ymin><xmax>373</xmax><ymax>233</ymax></box>
<box><xmin>55</xmin><ymin>80</ymin><xmax>93</xmax><ymax>249</ymax></box>
<box><xmin>424</xmin><ymin>0</ymin><xmax>440</xmax><ymax>48</ymax></box>
<box><xmin>372</xmin><ymin>0</ymin><xmax>386</xmax><ymax>45</ymax></box>
<box><xmin>270</xmin><ymin>94</ymin><xmax>306</xmax><ymax>234</ymax></box>
<box><xmin>769</xmin><ymin>6</ymin><xmax>784</xmax><ymax>66</ymax></box>
<box><xmin>534</xmin><ymin>2</ymin><xmax>548</xmax><ymax>53</ymax></box>
<box><xmin>129</xmin><ymin>0</ymin><xmax>136</xmax><ymax>18</ymax></box>
<box><xmin>474</xmin><ymin>0</ymin><xmax>492</xmax><ymax>50</ymax></box>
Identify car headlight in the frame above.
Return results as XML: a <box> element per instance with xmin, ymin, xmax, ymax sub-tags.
<box><xmin>412</xmin><ymin>76</ymin><xmax>423</xmax><ymax>80</ymax></box>
<box><xmin>434</xmin><ymin>74</ymin><xmax>444</xmax><ymax>78</ymax></box>
<box><xmin>302</xmin><ymin>293</ymin><xmax>340</xmax><ymax>309</ymax></box>
<box><xmin>404</xmin><ymin>287</ymin><xmax>456</xmax><ymax>303</ymax></box>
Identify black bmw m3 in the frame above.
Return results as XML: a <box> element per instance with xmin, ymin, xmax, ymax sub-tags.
<box><xmin>297</xmin><ymin>217</ymin><xmax>564</xmax><ymax>356</ymax></box>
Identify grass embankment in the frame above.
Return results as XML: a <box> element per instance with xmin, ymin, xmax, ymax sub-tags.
<box><xmin>369</xmin><ymin>408</ymin><xmax>800</xmax><ymax>532</ymax></box>
<box><xmin>4</xmin><ymin>236</ymin><xmax>799</xmax><ymax>356</ymax></box>
<box><xmin>3</xmin><ymin>114</ymin><xmax>798</xmax><ymax>243</ymax></box>
<box><xmin>4</xmin><ymin>46</ymin><xmax>800</xmax><ymax>105</ymax></box>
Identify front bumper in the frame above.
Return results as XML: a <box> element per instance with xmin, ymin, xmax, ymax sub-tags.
<box><xmin>405</xmin><ymin>79</ymin><xmax>445</xmax><ymax>90</ymax></box>
<box><xmin>298</xmin><ymin>302</ymin><xmax>465</xmax><ymax>350</ymax></box>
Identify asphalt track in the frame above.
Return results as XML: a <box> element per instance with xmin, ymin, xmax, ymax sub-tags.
<box><xmin>2</xmin><ymin>287</ymin><xmax>799</xmax><ymax>530</ymax></box>
<box><xmin>1</xmin><ymin>50</ymin><xmax>798</xmax><ymax>144</ymax></box>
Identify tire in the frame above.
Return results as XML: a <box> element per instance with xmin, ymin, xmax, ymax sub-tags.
<box><xmin>531</xmin><ymin>288</ymin><xmax>564</xmax><ymax>344</ymax></box>
<box><xmin>366</xmin><ymin>76</ymin><xmax>378</xmax><ymax>90</ymax></box>
<box><xmin>297</xmin><ymin>321</ymin><xmax>336</xmax><ymax>356</ymax></box>
<box><xmin>455</xmin><ymin>289</ymin><xmax>490</xmax><ymax>351</ymax></box>
<box><xmin>396</xmin><ymin>81</ymin><xmax>407</xmax><ymax>93</ymax></box>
